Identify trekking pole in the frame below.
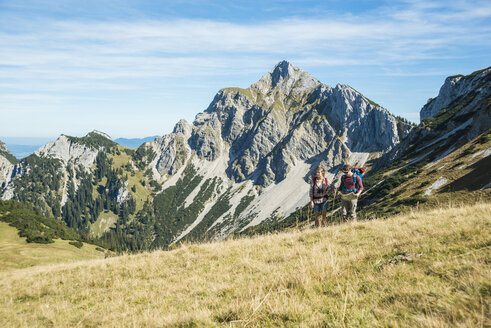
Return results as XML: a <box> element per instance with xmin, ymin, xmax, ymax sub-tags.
<box><xmin>330</xmin><ymin>192</ymin><xmax>336</xmax><ymax>224</ymax></box>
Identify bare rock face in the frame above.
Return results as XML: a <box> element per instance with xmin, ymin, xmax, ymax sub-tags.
<box><xmin>151</xmin><ymin>119</ymin><xmax>192</xmax><ymax>177</ymax></box>
<box><xmin>91</xmin><ymin>130</ymin><xmax>112</xmax><ymax>140</ymax></box>
<box><xmin>0</xmin><ymin>141</ymin><xmax>15</xmax><ymax>187</ymax></box>
<box><xmin>420</xmin><ymin>67</ymin><xmax>491</xmax><ymax>121</ymax></box>
<box><xmin>35</xmin><ymin>135</ymin><xmax>99</xmax><ymax>170</ymax></box>
<box><xmin>149</xmin><ymin>61</ymin><xmax>405</xmax><ymax>188</ymax></box>
<box><xmin>374</xmin><ymin>67</ymin><xmax>491</xmax><ymax>170</ymax></box>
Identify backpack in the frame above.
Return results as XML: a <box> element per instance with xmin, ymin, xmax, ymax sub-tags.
<box><xmin>312</xmin><ymin>176</ymin><xmax>329</xmax><ymax>199</ymax></box>
<box><xmin>341</xmin><ymin>167</ymin><xmax>365</xmax><ymax>193</ymax></box>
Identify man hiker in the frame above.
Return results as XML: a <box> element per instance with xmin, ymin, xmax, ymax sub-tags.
<box><xmin>337</xmin><ymin>164</ymin><xmax>363</xmax><ymax>220</ymax></box>
<box><xmin>309</xmin><ymin>166</ymin><xmax>333</xmax><ymax>227</ymax></box>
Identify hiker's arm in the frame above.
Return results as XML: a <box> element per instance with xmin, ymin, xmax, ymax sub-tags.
<box><xmin>337</xmin><ymin>181</ymin><xmax>343</xmax><ymax>196</ymax></box>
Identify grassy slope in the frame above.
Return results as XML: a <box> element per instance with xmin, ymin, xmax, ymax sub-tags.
<box><xmin>0</xmin><ymin>222</ymin><xmax>104</xmax><ymax>271</ymax></box>
<box><xmin>108</xmin><ymin>145</ymin><xmax>153</xmax><ymax>212</ymax></box>
<box><xmin>359</xmin><ymin>130</ymin><xmax>491</xmax><ymax>218</ymax></box>
<box><xmin>0</xmin><ymin>202</ymin><xmax>489</xmax><ymax>327</ymax></box>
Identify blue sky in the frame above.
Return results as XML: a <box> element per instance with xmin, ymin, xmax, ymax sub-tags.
<box><xmin>0</xmin><ymin>0</ymin><xmax>490</xmax><ymax>139</ymax></box>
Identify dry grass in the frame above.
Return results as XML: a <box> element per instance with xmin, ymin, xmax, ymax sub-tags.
<box><xmin>1</xmin><ymin>203</ymin><xmax>490</xmax><ymax>327</ymax></box>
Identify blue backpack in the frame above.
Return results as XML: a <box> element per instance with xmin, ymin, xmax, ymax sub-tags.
<box><xmin>341</xmin><ymin>167</ymin><xmax>365</xmax><ymax>193</ymax></box>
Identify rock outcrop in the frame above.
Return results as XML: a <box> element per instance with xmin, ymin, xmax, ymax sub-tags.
<box><xmin>35</xmin><ymin>135</ymin><xmax>99</xmax><ymax>171</ymax></box>
<box><xmin>420</xmin><ymin>67</ymin><xmax>490</xmax><ymax>121</ymax></box>
<box><xmin>374</xmin><ymin>66</ymin><xmax>491</xmax><ymax>170</ymax></box>
<box><xmin>1</xmin><ymin>131</ymin><xmax>117</xmax><ymax>206</ymax></box>
<box><xmin>0</xmin><ymin>141</ymin><xmax>16</xmax><ymax>188</ymax></box>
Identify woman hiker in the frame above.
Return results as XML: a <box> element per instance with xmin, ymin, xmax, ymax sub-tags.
<box><xmin>309</xmin><ymin>166</ymin><xmax>332</xmax><ymax>227</ymax></box>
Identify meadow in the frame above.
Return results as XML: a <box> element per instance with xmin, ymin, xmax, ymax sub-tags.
<box><xmin>0</xmin><ymin>222</ymin><xmax>104</xmax><ymax>271</ymax></box>
<box><xmin>0</xmin><ymin>202</ymin><xmax>489</xmax><ymax>327</ymax></box>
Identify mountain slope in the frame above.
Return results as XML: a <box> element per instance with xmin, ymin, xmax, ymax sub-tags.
<box><xmin>358</xmin><ymin>67</ymin><xmax>491</xmax><ymax>217</ymax></box>
<box><xmin>0</xmin><ymin>199</ymin><xmax>106</xmax><ymax>270</ymax></box>
<box><xmin>0</xmin><ymin>61</ymin><xmax>406</xmax><ymax>250</ymax></box>
<box><xmin>0</xmin><ymin>131</ymin><xmax>149</xmax><ymax>247</ymax></box>
<box><xmin>1</xmin><ymin>202</ymin><xmax>488</xmax><ymax>327</ymax></box>
<box><xmin>137</xmin><ymin>60</ymin><xmax>406</xmax><ymax>246</ymax></box>
<box><xmin>5</xmin><ymin>62</ymin><xmax>488</xmax><ymax>251</ymax></box>
<box><xmin>237</xmin><ymin>66</ymin><xmax>491</xmax><ymax>235</ymax></box>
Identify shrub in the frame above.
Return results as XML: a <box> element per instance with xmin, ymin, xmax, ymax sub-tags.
<box><xmin>69</xmin><ymin>240</ymin><xmax>83</xmax><ymax>248</ymax></box>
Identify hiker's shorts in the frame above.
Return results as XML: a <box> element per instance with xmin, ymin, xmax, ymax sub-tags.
<box><xmin>313</xmin><ymin>201</ymin><xmax>328</xmax><ymax>213</ymax></box>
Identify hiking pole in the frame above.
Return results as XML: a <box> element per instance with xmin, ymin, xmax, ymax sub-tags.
<box><xmin>330</xmin><ymin>192</ymin><xmax>336</xmax><ymax>224</ymax></box>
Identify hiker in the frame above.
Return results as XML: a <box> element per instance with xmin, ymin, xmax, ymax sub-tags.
<box><xmin>309</xmin><ymin>166</ymin><xmax>332</xmax><ymax>227</ymax></box>
<box><xmin>337</xmin><ymin>164</ymin><xmax>364</xmax><ymax>220</ymax></box>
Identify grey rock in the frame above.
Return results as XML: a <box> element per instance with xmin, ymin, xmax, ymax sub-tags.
<box><xmin>0</xmin><ymin>141</ymin><xmax>7</xmax><ymax>153</ymax></box>
<box><xmin>420</xmin><ymin>67</ymin><xmax>491</xmax><ymax>121</ymax></box>
<box><xmin>374</xmin><ymin>66</ymin><xmax>491</xmax><ymax>170</ymax></box>
<box><xmin>148</xmin><ymin>61</ymin><xmax>405</xmax><ymax>189</ymax></box>
<box><xmin>152</xmin><ymin>119</ymin><xmax>192</xmax><ymax>176</ymax></box>
<box><xmin>0</xmin><ymin>142</ymin><xmax>15</xmax><ymax>188</ymax></box>
<box><xmin>35</xmin><ymin>135</ymin><xmax>99</xmax><ymax>170</ymax></box>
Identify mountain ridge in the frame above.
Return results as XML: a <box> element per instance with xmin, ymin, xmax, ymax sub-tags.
<box><xmin>1</xmin><ymin>61</ymin><xmax>489</xmax><ymax>251</ymax></box>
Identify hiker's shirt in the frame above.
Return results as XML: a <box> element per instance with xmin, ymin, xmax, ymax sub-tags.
<box><xmin>310</xmin><ymin>179</ymin><xmax>330</xmax><ymax>204</ymax></box>
<box><xmin>339</xmin><ymin>175</ymin><xmax>363</xmax><ymax>194</ymax></box>
<box><xmin>339</xmin><ymin>175</ymin><xmax>364</xmax><ymax>194</ymax></box>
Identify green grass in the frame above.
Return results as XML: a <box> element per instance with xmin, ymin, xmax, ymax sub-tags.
<box><xmin>0</xmin><ymin>222</ymin><xmax>104</xmax><ymax>271</ymax></box>
<box><xmin>222</xmin><ymin>87</ymin><xmax>257</xmax><ymax>102</ymax></box>
<box><xmin>90</xmin><ymin>211</ymin><xmax>118</xmax><ymax>237</ymax></box>
<box><xmin>66</xmin><ymin>132</ymin><xmax>117</xmax><ymax>150</ymax></box>
<box><xmin>107</xmin><ymin>145</ymin><xmax>152</xmax><ymax>212</ymax></box>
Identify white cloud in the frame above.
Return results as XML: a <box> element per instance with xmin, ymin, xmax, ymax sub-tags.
<box><xmin>0</xmin><ymin>0</ymin><xmax>489</xmax><ymax>136</ymax></box>
<box><xmin>1</xmin><ymin>2</ymin><xmax>489</xmax><ymax>91</ymax></box>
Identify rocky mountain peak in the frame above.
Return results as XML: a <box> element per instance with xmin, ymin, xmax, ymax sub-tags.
<box><xmin>35</xmin><ymin>134</ymin><xmax>99</xmax><ymax>170</ymax></box>
<box><xmin>172</xmin><ymin>119</ymin><xmax>192</xmax><ymax>136</ymax></box>
<box><xmin>251</xmin><ymin>60</ymin><xmax>321</xmax><ymax>95</ymax></box>
<box><xmin>269</xmin><ymin>60</ymin><xmax>297</xmax><ymax>88</ymax></box>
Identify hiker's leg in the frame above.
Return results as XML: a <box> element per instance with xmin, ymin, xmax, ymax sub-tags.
<box><xmin>321</xmin><ymin>201</ymin><xmax>328</xmax><ymax>226</ymax></box>
<box><xmin>349</xmin><ymin>199</ymin><xmax>358</xmax><ymax>220</ymax></box>
<box><xmin>313</xmin><ymin>203</ymin><xmax>321</xmax><ymax>227</ymax></box>
<box><xmin>341</xmin><ymin>199</ymin><xmax>348</xmax><ymax>220</ymax></box>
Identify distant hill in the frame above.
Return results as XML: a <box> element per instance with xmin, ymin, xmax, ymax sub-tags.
<box><xmin>114</xmin><ymin>136</ymin><xmax>158</xmax><ymax>148</ymax></box>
